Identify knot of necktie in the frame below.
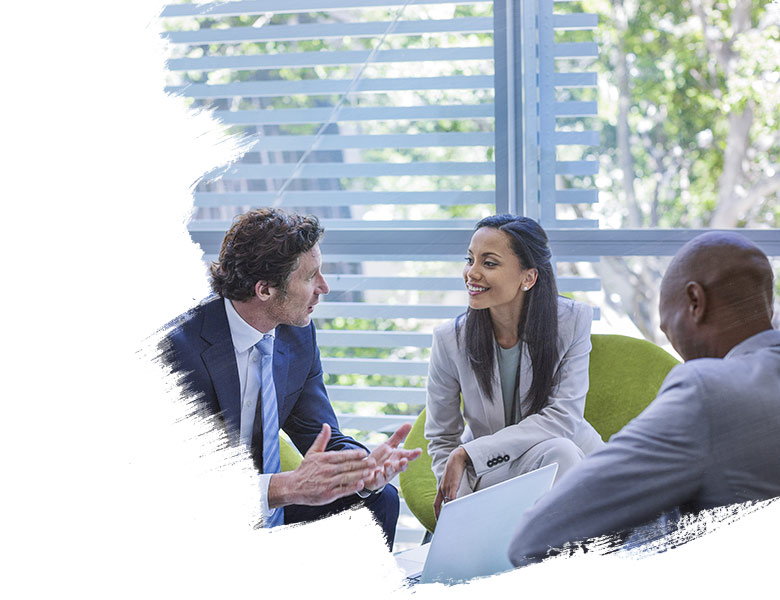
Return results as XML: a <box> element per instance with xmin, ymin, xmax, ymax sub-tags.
<box><xmin>256</xmin><ymin>334</ymin><xmax>274</xmax><ymax>356</ymax></box>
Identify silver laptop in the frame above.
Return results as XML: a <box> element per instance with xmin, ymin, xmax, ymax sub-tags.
<box><xmin>395</xmin><ymin>463</ymin><xmax>558</xmax><ymax>585</ymax></box>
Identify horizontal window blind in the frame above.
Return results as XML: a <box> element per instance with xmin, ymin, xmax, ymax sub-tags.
<box><xmin>162</xmin><ymin>0</ymin><xmax>498</xmax><ymax>547</ymax></box>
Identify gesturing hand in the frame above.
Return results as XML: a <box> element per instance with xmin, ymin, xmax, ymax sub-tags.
<box><xmin>433</xmin><ymin>446</ymin><xmax>470</xmax><ymax>519</ymax></box>
<box><xmin>268</xmin><ymin>423</ymin><xmax>376</xmax><ymax>507</ymax></box>
<box><xmin>363</xmin><ymin>423</ymin><xmax>423</xmax><ymax>492</ymax></box>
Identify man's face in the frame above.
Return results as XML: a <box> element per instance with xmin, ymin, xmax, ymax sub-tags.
<box><xmin>267</xmin><ymin>243</ymin><xmax>329</xmax><ymax>328</ymax></box>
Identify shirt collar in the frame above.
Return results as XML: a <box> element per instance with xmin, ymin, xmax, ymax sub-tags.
<box><xmin>223</xmin><ymin>297</ymin><xmax>275</xmax><ymax>353</ymax></box>
<box><xmin>724</xmin><ymin>328</ymin><xmax>780</xmax><ymax>359</ymax></box>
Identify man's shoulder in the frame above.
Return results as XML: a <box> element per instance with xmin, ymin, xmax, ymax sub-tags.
<box><xmin>653</xmin><ymin>358</ymin><xmax>725</xmax><ymax>404</ymax></box>
<box><xmin>674</xmin><ymin>329</ymin><xmax>780</xmax><ymax>381</ymax></box>
<box><xmin>159</xmin><ymin>296</ymin><xmax>225</xmax><ymax>358</ymax></box>
<box><xmin>163</xmin><ymin>295</ymin><xmax>221</xmax><ymax>330</ymax></box>
<box><xmin>671</xmin><ymin>344</ymin><xmax>777</xmax><ymax>389</ymax></box>
<box><xmin>654</xmin><ymin>343</ymin><xmax>779</xmax><ymax>420</ymax></box>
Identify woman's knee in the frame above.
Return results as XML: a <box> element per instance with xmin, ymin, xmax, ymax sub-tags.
<box><xmin>531</xmin><ymin>438</ymin><xmax>584</xmax><ymax>476</ymax></box>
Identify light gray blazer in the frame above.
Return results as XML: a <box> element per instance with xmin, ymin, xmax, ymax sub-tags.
<box><xmin>508</xmin><ymin>328</ymin><xmax>780</xmax><ymax>567</ymax></box>
<box><xmin>424</xmin><ymin>297</ymin><xmax>603</xmax><ymax>484</ymax></box>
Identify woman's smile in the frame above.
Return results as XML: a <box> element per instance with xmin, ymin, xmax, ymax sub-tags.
<box><xmin>466</xmin><ymin>282</ymin><xmax>489</xmax><ymax>295</ymax></box>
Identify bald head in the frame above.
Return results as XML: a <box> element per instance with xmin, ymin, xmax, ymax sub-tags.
<box><xmin>659</xmin><ymin>232</ymin><xmax>774</xmax><ymax>360</ymax></box>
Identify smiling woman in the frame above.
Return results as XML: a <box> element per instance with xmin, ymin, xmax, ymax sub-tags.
<box><xmin>424</xmin><ymin>215</ymin><xmax>604</xmax><ymax>516</ymax></box>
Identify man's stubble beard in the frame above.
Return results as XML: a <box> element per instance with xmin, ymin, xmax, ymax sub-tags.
<box><xmin>267</xmin><ymin>286</ymin><xmax>311</xmax><ymax>328</ymax></box>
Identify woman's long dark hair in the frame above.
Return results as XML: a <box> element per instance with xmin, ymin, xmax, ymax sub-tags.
<box><xmin>456</xmin><ymin>215</ymin><xmax>560</xmax><ymax>418</ymax></box>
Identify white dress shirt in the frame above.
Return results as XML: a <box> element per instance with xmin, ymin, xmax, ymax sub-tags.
<box><xmin>223</xmin><ymin>297</ymin><xmax>280</xmax><ymax>525</ymax></box>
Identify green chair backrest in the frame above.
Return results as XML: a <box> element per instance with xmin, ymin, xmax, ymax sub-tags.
<box><xmin>585</xmin><ymin>334</ymin><xmax>679</xmax><ymax>441</ymax></box>
<box><xmin>280</xmin><ymin>437</ymin><xmax>304</xmax><ymax>472</ymax></box>
<box><xmin>399</xmin><ymin>333</ymin><xmax>679</xmax><ymax>533</ymax></box>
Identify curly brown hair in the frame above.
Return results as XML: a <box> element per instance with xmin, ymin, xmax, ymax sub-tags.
<box><xmin>209</xmin><ymin>208</ymin><xmax>324</xmax><ymax>301</ymax></box>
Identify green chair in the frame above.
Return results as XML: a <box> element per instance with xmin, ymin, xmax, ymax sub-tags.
<box><xmin>585</xmin><ymin>334</ymin><xmax>679</xmax><ymax>441</ymax></box>
<box><xmin>398</xmin><ymin>333</ymin><xmax>679</xmax><ymax>533</ymax></box>
<box><xmin>398</xmin><ymin>407</ymin><xmax>439</xmax><ymax>533</ymax></box>
<box><xmin>280</xmin><ymin>438</ymin><xmax>304</xmax><ymax>471</ymax></box>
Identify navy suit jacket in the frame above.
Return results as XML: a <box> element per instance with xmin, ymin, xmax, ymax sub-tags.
<box><xmin>161</xmin><ymin>296</ymin><xmax>365</xmax><ymax>471</ymax></box>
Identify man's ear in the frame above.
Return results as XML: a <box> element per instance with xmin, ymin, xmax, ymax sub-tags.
<box><xmin>685</xmin><ymin>281</ymin><xmax>707</xmax><ymax>324</ymax></box>
<box><xmin>254</xmin><ymin>280</ymin><xmax>274</xmax><ymax>302</ymax></box>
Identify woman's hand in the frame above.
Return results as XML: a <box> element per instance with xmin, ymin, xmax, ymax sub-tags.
<box><xmin>433</xmin><ymin>446</ymin><xmax>471</xmax><ymax>519</ymax></box>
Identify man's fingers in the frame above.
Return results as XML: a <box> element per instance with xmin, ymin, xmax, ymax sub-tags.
<box><xmin>365</xmin><ymin>444</ymin><xmax>389</xmax><ymax>473</ymax></box>
<box><xmin>362</xmin><ymin>445</ymin><xmax>421</xmax><ymax>489</ymax></box>
<box><xmin>333</xmin><ymin>449</ymin><xmax>371</xmax><ymax>464</ymax></box>
<box><xmin>385</xmin><ymin>423</ymin><xmax>412</xmax><ymax>449</ymax></box>
<box><xmin>337</xmin><ymin>473</ymin><xmax>364</xmax><ymax>491</ymax></box>
<box><xmin>332</xmin><ymin>470</ymin><xmax>367</xmax><ymax>494</ymax></box>
<box><xmin>320</xmin><ymin>465</ymin><xmax>368</xmax><ymax>494</ymax></box>
<box><xmin>330</xmin><ymin>460</ymin><xmax>374</xmax><ymax>479</ymax></box>
<box><xmin>399</xmin><ymin>448</ymin><xmax>422</xmax><ymax>460</ymax></box>
<box><xmin>307</xmin><ymin>423</ymin><xmax>331</xmax><ymax>455</ymax></box>
<box><xmin>370</xmin><ymin>443</ymin><xmax>392</xmax><ymax>463</ymax></box>
<box><xmin>315</xmin><ymin>449</ymin><xmax>368</xmax><ymax>466</ymax></box>
<box><xmin>373</xmin><ymin>445</ymin><xmax>420</xmax><ymax>470</ymax></box>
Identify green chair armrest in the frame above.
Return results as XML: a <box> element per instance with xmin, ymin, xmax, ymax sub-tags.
<box><xmin>398</xmin><ymin>408</ymin><xmax>438</xmax><ymax>533</ymax></box>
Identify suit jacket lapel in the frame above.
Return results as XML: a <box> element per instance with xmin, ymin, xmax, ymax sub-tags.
<box><xmin>458</xmin><ymin>323</ymin><xmax>505</xmax><ymax>434</ymax></box>
<box><xmin>200</xmin><ymin>298</ymin><xmax>241</xmax><ymax>440</ymax></box>
<box><xmin>484</xmin><ymin>349</ymin><xmax>505</xmax><ymax>432</ymax></box>
<box><xmin>516</xmin><ymin>342</ymin><xmax>533</xmax><ymax>420</ymax></box>
<box><xmin>273</xmin><ymin>332</ymin><xmax>290</xmax><ymax>423</ymax></box>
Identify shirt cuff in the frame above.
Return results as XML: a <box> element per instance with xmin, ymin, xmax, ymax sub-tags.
<box><xmin>258</xmin><ymin>473</ymin><xmax>282</xmax><ymax>527</ymax></box>
<box><xmin>356</xmin><ymin>484</ymin><xmax>386</xmax><ymax>498</ymax></box>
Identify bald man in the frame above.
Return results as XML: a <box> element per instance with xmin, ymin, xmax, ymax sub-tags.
<box><xmin>508</xmin><ymin>232</ymin><xmax>780</xmax><ymax>567</ymax></box>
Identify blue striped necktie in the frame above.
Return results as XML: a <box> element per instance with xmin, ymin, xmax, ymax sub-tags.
<box><xmin>256</xmin><ymin>334</ymin><xmax>284</xmax><ymax>528</ymax></box>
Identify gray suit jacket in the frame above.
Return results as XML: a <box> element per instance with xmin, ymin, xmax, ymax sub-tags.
<box><xmin>508</xmin><ymin>328</ymin><xmax>780</xmax><ymax>566</ymax></box>
<box><xmin>424</xmin><ymin>297</ymin><xmax>603</xmax><ymax>484</ymax></box>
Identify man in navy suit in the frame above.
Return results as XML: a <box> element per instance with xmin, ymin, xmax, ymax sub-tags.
<box><xmin>163</xmin><ymin>208</ymin><xmax>421</xmax><ymax>549</ymax></box>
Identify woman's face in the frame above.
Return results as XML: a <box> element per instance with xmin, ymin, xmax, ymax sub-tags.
<box><xmin>463</xmin><ymin>227</ymin><xmax>534</xmax><ymax>312</ymax></box>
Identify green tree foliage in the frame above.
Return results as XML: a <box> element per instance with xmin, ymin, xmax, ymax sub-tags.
<box><xmin>587</xmin><ymin>0</ymin><xmax>778</xmax><ymax>229</ymax></box>
<box><xmin>578</xmin><ymin>0</ymin><xmax>779</xmax><ymax>341</ymax></box>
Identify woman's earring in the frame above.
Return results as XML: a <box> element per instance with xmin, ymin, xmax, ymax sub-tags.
<box><xmin>523</xmin><ymin>286</ymin><xmax>529</xmax><ymax>291</ymax></box>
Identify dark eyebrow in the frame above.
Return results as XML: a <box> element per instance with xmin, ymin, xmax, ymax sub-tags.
<box><xmin>466</xmin><ymin>249</ymin><xmax>502</xmax><ymax>259</ymax></box>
